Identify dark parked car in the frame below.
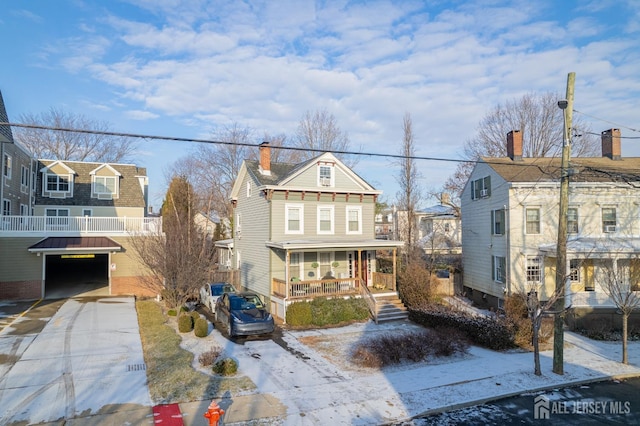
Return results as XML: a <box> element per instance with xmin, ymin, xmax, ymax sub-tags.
<box><xmin>199</xmin><ymin>282</ymin><xmax>236</xmax><ymax>314</ymax></box>
<box><xmin>215</xmin><ymin>292</ymin><xmax>275</xmax><ymax>338</ymax></box>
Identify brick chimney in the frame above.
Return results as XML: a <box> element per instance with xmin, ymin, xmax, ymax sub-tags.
<box><xmin>259</xmin><ymin>141</ymin><xmax>271</xmax><ymax>175</ymax></box>
<box><xmin>507</xmin><ymin>130</ymin><xmax>523</xmax><ymax>161</ymax></box>
<box><xmin>601</xmin><ymin>128</ymin><xmax>621</xmax><ymax>160</ymax></box>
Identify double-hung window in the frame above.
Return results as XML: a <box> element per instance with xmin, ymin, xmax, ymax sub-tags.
<box><xmin>491</xmin><ymin>209</ymin><xmax>505</xmax><ymax>235</ymax></box>
<box><xmin>525</xmin><ymin>208</ymin><xmax>540</xmax><ymax>234</ymax></box>
<box><xmin>46</xmin><ymin>208</ymin><xmax>69</xmax><ymax>229</ymax></box>
<box><xmin>567</xmin><ymin>208</ymin><xmax>579</xmax><ymax>234</ymax></box>
<box><xmin>492</xmin><ymin>255</ymin><xmax>506</xmax><ymax>283</ymax></box>
<box><xmin>93</xmin><ymin>176</ymin><xmax>117</xmax><ymax>198</ymax></box>
<box><xmin>471</xmin><ymin>176</ymin><xmax>491</xmax><ymax>199</ymax></box>
<box><xmin>2</xmin><ymin>199</ymin><xmax>10</xmax><ymax>215</ymax></box>
<box><xmin>602</xmin><ymin>207</ymin><xmax>616</xmax><ymax>233</ymax></box>
<box><xmin>569</xmin><ymin>259</ymin><xmax>580</xmax><ymax>282</ymax></box>
<box><xmin>317</xmin><ymin>205</ymin><xmax>334</xmax><ymax>234</ymax></box>
<box><xmin>318</xmin><ymin>164</ymin><xmax>333</xmax><ymax>187</ymax></box>
<box><xmin>526</xmin><ymin>256</ymin><xmax>542</xmax><ymax>283</ymax></box>
<box><xmin>286</xmin><ymin>204</ymin><xmax>303</xmax><ymax>234</ymax></box>
<box><xmin>21</xmin><ymin>165</ymin><xmax>29</xmax><ymax>193</ymax></box>
<box><xmin>346</xmin><ymin>206</ymin><xmax>362</xmax><ymax>234</ymax></box>
<box><xmin>3</xmin><ymin>154</ymin><xmax>11</xmax><ymax>180</ymax></box>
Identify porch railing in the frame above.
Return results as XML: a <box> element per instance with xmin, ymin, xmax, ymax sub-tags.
<box><xmin>570</xmin><ymin>291</ymin><xmax>640</xmax><ymax>308</ymax></box>
<box><xmin>272</xmin><ymin>277</ymin><xmax>361</xmax><ymax>300</ymax></box>
<box><xmin>0</xmin><ymin>215</ymin><xmax>162</xmax><ymax>234</ymax></box>
<box><xmin>372</xmin><ymin>271</ymin><xmax>396</xmax><ymax>291</ymax></box>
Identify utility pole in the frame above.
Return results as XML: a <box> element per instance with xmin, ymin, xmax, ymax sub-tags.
<box><xmin>553</xmin><ymin>72</ymin><xmax>575</xmax><ymax>375</ymax></box>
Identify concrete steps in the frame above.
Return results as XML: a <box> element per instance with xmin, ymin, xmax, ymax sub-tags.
<box><xmin>373</xmin><ymin>294</ymin><xmax>409</xmax><ymax>323</ymax></box>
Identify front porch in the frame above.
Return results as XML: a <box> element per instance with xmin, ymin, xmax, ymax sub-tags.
<box><xmin>272</xmin><ymin>271</ymin><xmax>396</xmax><ymax>300</ymax></box>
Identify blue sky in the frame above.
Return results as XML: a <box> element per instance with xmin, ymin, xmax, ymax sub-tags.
<box><xmin>1</xmin><ymin>0</ymin><xmax>639</xmax><ymax>210</ymax></box>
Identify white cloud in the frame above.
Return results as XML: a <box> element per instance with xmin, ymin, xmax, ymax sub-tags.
<box><xmin>126</xmin><ymin>110</ymin><xmax>159</xmax><ymax>120</ymax></box>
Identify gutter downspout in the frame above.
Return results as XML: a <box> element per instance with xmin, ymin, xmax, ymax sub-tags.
<box><xmin>505</xmin><ymin>203</ymin><xmax>510</xmax><ymax>300</ymax></box>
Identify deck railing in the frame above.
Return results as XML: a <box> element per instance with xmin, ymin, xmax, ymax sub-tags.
<box><xmin>272</xmin><ymin>277</ymin><xmax>361</xmax><ymax>300</ymax></box>
<box><xmin>0</xmin><ymin>215</ymin><xmax>162</xmax><ymax>234</ymax></box>
<box><xmin>569</xmin><ymin>291</ymin><xmax>639</xmax><ymax>308</ymax></box>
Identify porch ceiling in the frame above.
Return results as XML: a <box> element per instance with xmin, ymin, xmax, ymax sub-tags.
<box><xmin>539</xmin><ymin>237</ymin><xmax>640</xmax><ymax>256</ymax></box>
<box><xmin>266</xmin><ymin>239</ymin><xmax>404</xmax><ymax>250</ymax></box>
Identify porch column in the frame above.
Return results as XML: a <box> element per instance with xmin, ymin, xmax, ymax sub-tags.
<box><xmin>357</xmin><ymin>249</ymin><xmax>362</xmax><ymax>287</ymax></box>
<box><xmin>392</xmin><ymin>248</ymin><xmax>397</xmax><ymax>291</ymax></box>
<box><xmin>285</xmin><ymin>250</ymin><xmax>290</xmax><ymax>298</ymax></box>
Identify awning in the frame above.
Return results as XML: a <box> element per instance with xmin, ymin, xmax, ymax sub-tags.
<box><xmin>266</xmin><ymin>238</ymin><xmax>404</xmax><ymax>251</ymax></box>
<box><xmin>539</xmin><ymin>237</ymin><xmax>640</xmax><ymax>256</ymax></box>
<box><xmin>28</xmin><ymin>237</ymin><xmax>123</xmax><ymax>253</ymax></box>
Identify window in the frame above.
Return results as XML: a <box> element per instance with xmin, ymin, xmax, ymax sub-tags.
<box><xmin>444</xmin><ymin>222</ymin><xmax>450</xmax><ymax>232</ymax></box>
<box><xmin>567</xmin><ymin>208</ymin><xmax>579</xmax><ymax>234</ymax></box>
<box><xmin>570</xmin><ymin>259</ymin><xmax>580</xmax><ymax>282</ymax></box>
<box><xmin>286</xmin><ymin>204</ymin><xmax>303</xmax><ymax>234</ymax></box>
<box><xmin>492</xmin><ymin>256</ymin><xmax>506</xmax><ymax>283</ymax></box>
<box><xmin>246</xmin><ymin>181</ymin><xmax>252</xmax><ymax>198</ymax></box>
<box><xmin>82</xmin><ymin>209</ymin><xmax>92</xmax><ymax>217</ymax></box>
<box><xmin>21</xmin><ymin>165</ymin><xmax>29</xmax><ymax>193</ymax></box>
<box><xmin>346</xmin><ymin>206</ymin><xmax>362</xmax><ymax>234</ymax></box>
<box><xmin>471</xmin><ymin>176</ymin><xmax>491</xmax><ymax>199</ymax></box>
<box><xmin>45</xmin><ymin>208</ymin><xmax>69</xmax><ymax>229</ymax></box>
<box><xmin>20</xmin><ymin>204</ymin><xmax>29</xmax><ymax>216</ymax></box>
<box><xmin>46</xmin><ymin>174</ymin><xmax>70</xmax><ymax>192</ymax></box>
<box><xmin>318</xmin><ymin>164</ymin><xmax>333</xmax><ymax>187</ymax></box>
<box><xmin>3</xmin><ymin>154</ymin><xmax>11</xmax><ymax>179</ymax></box>
<box><xmin>235</xmin><ymin>213</ymin><xmax>242</xmax><ymax>236</ymax></box>
<box><xmin>93</xmin><ymin>176</ymin><xmax>117</xmax><ymax>196</ymax></box>
<box><xmin>290</xmin><ymin>252</ymin><xmax>303</xmax><ymax>280</ymax></box>
<box><xmin>525</xmin><ymin>208</ymin><xmax>540</xmax><ymax>234</ymax></box>
<box><xmin>527</xmin><ymin>256</ymin><xmax>542</xmax><ymax>282</ymax></box>
<box><xmin>317</xmin><ymin>205</ymin><xmax>334</xmax><ymax>234</ymax></box>
<box><xmin>2</xmin><ymin>199</ymin><xmax>10</xmax><ymax>215</ymax></box>
<box><xmin>602</xmin><ymin>207</ymin><xmax>616</xmax><ymax>232</ymax></box>
<box><xmin>491</xmin><ymin>209</ymin><xmax>505</xmax><ymax>235</ymax></box>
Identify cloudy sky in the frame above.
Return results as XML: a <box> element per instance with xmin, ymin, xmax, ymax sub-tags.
<box><xmin>1</xmin><ymin>0</ymin><xmax>639</xmax><ymax>210</ymax></box>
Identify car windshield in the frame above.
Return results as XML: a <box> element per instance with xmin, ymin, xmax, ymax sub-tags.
<box><xmin>211</xmin><ymin>284</ymin><xmax>234</xmax><ymax>296</ymax></box>
<box><xmin>230</xmin><ymin>298</ymin><xmax>256</xmax><ymax>311</ymax></box>
<box><xmin>243</xmin><ymin>295</ymin><xmax>263</xmax><ymax>308</ymax></box>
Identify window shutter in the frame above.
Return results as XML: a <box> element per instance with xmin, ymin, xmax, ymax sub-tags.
<box><xmin>491</xmin><ymin>256</ymin><xmax>495</xmax><ymax>280</ymax></box>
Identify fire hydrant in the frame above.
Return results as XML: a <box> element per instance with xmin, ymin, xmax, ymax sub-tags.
<box><xmin>203</xmin><ymin>400</ymin><xmax>225</xmax><ymax>426</ymax></box>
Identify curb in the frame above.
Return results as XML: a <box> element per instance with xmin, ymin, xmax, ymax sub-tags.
<box><xmin>390</xmin><ymin>371</ymin><xmax>640</xmax><ymax>423</ymax></box>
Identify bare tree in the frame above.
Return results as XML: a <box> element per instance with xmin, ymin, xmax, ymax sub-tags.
<box><xmin>395</xmin><ymin>112</ymin><xmax>422</xmax><ymax>260</ymax></box>
<box><xmin>130</xmin><ymin>175</ymin><xmax>215</xmax><ymax>312</ymax></box>
<box><xmin>293</xmin><ymin>109</ymin><xmax>358</xmax><ymax>166</ymax></box>
<box><xmin>13</xmin><ymin>107</ymin><xmax>136</xmax><ymax>162</ymax></box>
<box><xmin>600</xmin><ymin>259</ymin><xmax>640</xmax><ymax>364</ymax></box>
<box><xmin>522</xmin><ymin>288</ymin><xmax>565</xmax><ymax>376</ymax></box>
<box><xmin>168</xmin><ymin>123</ymin><xmax>255</xmax><ymax>223</ymax></box>
<box><xmin>444</xmin><ymin>92</ymin><xmax>599</xmax><ymax>203</ymax></box>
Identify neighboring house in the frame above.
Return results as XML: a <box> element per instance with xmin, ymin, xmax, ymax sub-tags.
<box><xmin>461</xmin><ymin>129</ymin><xmax>640</xmax><ymax>328</ymax></box>
<box><xmin>416</xmin><ymin>200</ymin><xmax>462</xmax><ymax>257</ymax></box>
<box><xmin>194</xmin><ymin>211</ymin><xmax>220</xmax><ymax>240</ymax></box>
<box><xmin>228</xmin><ymin>142</ymin><xmax>404</xmax><ymax>321</ymax></box>
<box><xmin>374</xmin><ymin>209</ymin><xmax>394</xmax><ymax>240</ymax></box>
<box><xmin>0</xmin><ymin>91</ymin><xmax>161</xmax><ymax>300</ymax></box>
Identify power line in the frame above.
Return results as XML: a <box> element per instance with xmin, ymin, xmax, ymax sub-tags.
<box><xmin>574</xmin><ymin>109</ymin><xmax>640</xmax><ymax>134</ymax></box>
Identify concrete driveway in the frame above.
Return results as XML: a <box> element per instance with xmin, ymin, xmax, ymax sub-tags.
<box><xmin>0</xmin><ymin>296</ymin><xmax>152</xmax><ymax>425</ymax></box>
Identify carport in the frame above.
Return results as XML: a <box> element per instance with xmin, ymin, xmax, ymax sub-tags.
<box><xmin>28</xmin><ymin>237</ymin><xmax>122</xmax><ymax>298</ymax></box>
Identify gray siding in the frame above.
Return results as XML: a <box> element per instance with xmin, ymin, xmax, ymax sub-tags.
<box><xmin>234</xmin><ymin>173</ymin><xmax>272</xmax><ymax>297</ymax></box>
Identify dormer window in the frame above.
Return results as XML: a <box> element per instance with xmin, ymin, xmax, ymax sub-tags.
<box><xmin>47</xmin><ymin>174</ymin><xmax>70</xmax><ymax>192</ymax></box>
<box><xmin>40</xmin><ymin>161</ymin><xmax>75</xmax><ymax>199</ymax></box>
<box><xmin>318</xmin><ymin>163</ymin><xmax>334</xmax><ymax>187</ymax></box>
<box><xmin>90</xmin><ymin>164</ymin><xmax>121</xmax><ymax>200</ymax></box>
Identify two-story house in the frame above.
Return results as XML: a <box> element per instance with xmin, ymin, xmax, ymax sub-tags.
<box><xmin>229</xmin><ymin>142</ymin><xmax>404</xmax><ymax>322</ymax></box>
<box><xmin>0</xmin><ymin>91</ymin><xmax>161</xmax><ymax>299</ymax></box>
<box><xmin>461</xmin><ymin>129</ymin><xmax>640</xmax><ymax>328</ymax></box>
<box><xmin>416</xmin><ymin>198</ymin><xmax>462</xmax><ymax>257</ymax></box>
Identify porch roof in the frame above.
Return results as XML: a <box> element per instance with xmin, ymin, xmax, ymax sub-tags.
<box><xmin>539</xmin><ymin>237</ymin><xmax>640</xmax><ymax>256</ymax></box>
<box><xmin>266</xmin><ymin>238</ymin><xmax>404</xmax><ymax>251</ymax></box>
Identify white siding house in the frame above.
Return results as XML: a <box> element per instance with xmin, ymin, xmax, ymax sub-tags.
<box><xmin>462</xmin><ymin>129</ymin><xmax>640</xmax><ymax>328</ymax></box>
